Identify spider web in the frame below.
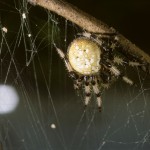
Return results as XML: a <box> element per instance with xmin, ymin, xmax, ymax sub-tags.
<box><xmin>0</xmin><ymin>0</ymin><xmax>150</xmax><ymax>150</ymax></box>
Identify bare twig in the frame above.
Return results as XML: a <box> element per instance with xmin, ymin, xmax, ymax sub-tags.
<box><xmin>27</xmin><ymin>0</ymin><xmax>150</xmax><ymax>64</ymax></box>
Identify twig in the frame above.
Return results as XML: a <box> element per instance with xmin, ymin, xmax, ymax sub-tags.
<box><xmin>27</xmin><ymin>0</ymin><xmax>150</xmax><ymax>64</ymax></box>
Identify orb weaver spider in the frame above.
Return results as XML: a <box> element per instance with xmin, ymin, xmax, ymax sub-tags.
<box><xmin>54</xmin><ymin>32</ymin><xmax>147</xmax><ymax>111</ymax></box>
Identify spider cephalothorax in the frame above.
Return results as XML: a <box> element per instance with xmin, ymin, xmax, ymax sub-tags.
<box><xmin>55</xmin><ymin>32</ymin><xmax>145</xmax><ymax>111</ymax></box>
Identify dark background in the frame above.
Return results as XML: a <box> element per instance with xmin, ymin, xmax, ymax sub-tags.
<box><xmin>0</xmin><ymin>0</ymin><xmax>150</xmax><ymax>150</ymax></box>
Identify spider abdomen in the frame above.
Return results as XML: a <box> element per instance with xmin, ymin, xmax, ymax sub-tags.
<box><xmin>68</xmin><ymin>38</ymin><xmax>101</xmax><ymax>75</ymax></box>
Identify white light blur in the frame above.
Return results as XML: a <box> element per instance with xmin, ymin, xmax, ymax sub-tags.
<box><xmin>0</xmin><ymin>85</ymin><xmax>19</xmax><ymax>114</ymax></box>
<box><xmin>22</xmin><ymin>13</ymin><xmax>26</xmax><ymax>19</ymax></box>
<box><xmin>50</xmin><ymin>123</ymin><xmax>56</xmax><ymax>129</ymax></box>
<box><xmin>2</xmin><ymin>27</ymin><xmax>8</xmax><ymax>33</ymax></box>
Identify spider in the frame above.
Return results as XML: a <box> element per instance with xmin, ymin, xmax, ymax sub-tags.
<box><xmin>54</xmin><ymin>32</ymin><xmax>146</xmax><ymax>111</ymax></box>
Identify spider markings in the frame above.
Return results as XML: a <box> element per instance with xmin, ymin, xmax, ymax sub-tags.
<box><xmin>54</xmin><ymin>32</ymin><xmax>145</xmax><ymax>111</ymax></box>
<box><xmin>68</xmin><ymin>38</ymin><xmax>101</xmax><ymax>75</ymax></box>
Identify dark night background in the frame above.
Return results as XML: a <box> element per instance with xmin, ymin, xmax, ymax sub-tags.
<box><xmin>0</xmin><ymin>0</ymin><xmax>150</xmax><ymax>150</ymax></box>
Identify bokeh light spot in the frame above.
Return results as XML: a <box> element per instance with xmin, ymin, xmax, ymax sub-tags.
<box><xmin>0</xmin><ymin>85</ymin><xmax>19</xmax><ymax>114</ymax></box>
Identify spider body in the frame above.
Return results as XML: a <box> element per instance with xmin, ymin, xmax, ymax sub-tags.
<box><xmin>55</xmin><ymin>32</ymin><xmax>145</xmax><ymax>111</ymax></box>
<box><xmin>68</xmin><ymin>38</ymin><xmax>101</xmax><ymax>75</ymax></box>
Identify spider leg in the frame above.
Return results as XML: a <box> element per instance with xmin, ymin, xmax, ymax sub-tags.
<box><xmin>54</xmin><ymin>45</ymin><xmax>79</xmax><ymax>80</ymax></box>
<box><xmin>81</xmin><ymin>31</ymin><xmax>117</xmax><ymax>39</ymax></box>
<box><xmin>114</xmin><ymin>56</ymin><xmax>145</xmax><ymax>67</ymax></box>
<box><xmin>84</xmin><ymin>76</ymin><xmax>91</xmax><ymax>107</ymax></box>
<box><xmin>114</xmin><ymin>55</ymin><xmax>150</xmax><ymax>75</ymax></box>
<box><xmin>101</xmin><ymin>60</ymin><xmax>120</xmax><ymax>76</ymax></box>
<box><xmin>91</xmin><ymin>77</ymin><xmax>102</xmax><ymax>111</ymax></box>
<box><xmin>74</xmin><ymin>79</ymin><xmax>80</xmax><ymax>90</ymax></box>
<box><xmin>110</xmin><ymin>65</ymin><xmax>133</xmax><ymax>85</ymax></box>
<box><xmin>73</xmin><ymin>80</ymin><xmax>80</xmax><ymax>95</ymax></box>
<box><xmin>73</xmin><ymin>76</ymin><xmax>84</xmax><ymax>96</ymax></box>
<box><xmin>115</xmin><ymin>47</ymin><xmax>150</xmax><ymax>74</ymax></box>
<box><xmin>102</xmin><ymin>61</ymin><xmax>133</xmax><ymax>85</ymax></box>
<box><xmin>54</xmin><ymin>46</ymin><xmax>73</xmax><ymax>72</ymax></box>
<box><xmin>75</xmin><ymin>76</ymin><xmax>84</xmax><ymax>89</ymax></box>
<box><xmin>100</xmin><ymin>68</ymin><xmax>112</xmax><ymax>89</ymax></box>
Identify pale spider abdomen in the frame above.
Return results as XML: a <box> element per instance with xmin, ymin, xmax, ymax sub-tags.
<box><xmin>68</xmin><ymin>38</ymin><xmax>101</xmax><ymax>75</ymax></box>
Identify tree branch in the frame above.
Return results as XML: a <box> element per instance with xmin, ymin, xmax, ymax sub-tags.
<box><xmin>27</xmin><ymin>0</ymin><xmax>150</xmax><ymax>64</ymax></box>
